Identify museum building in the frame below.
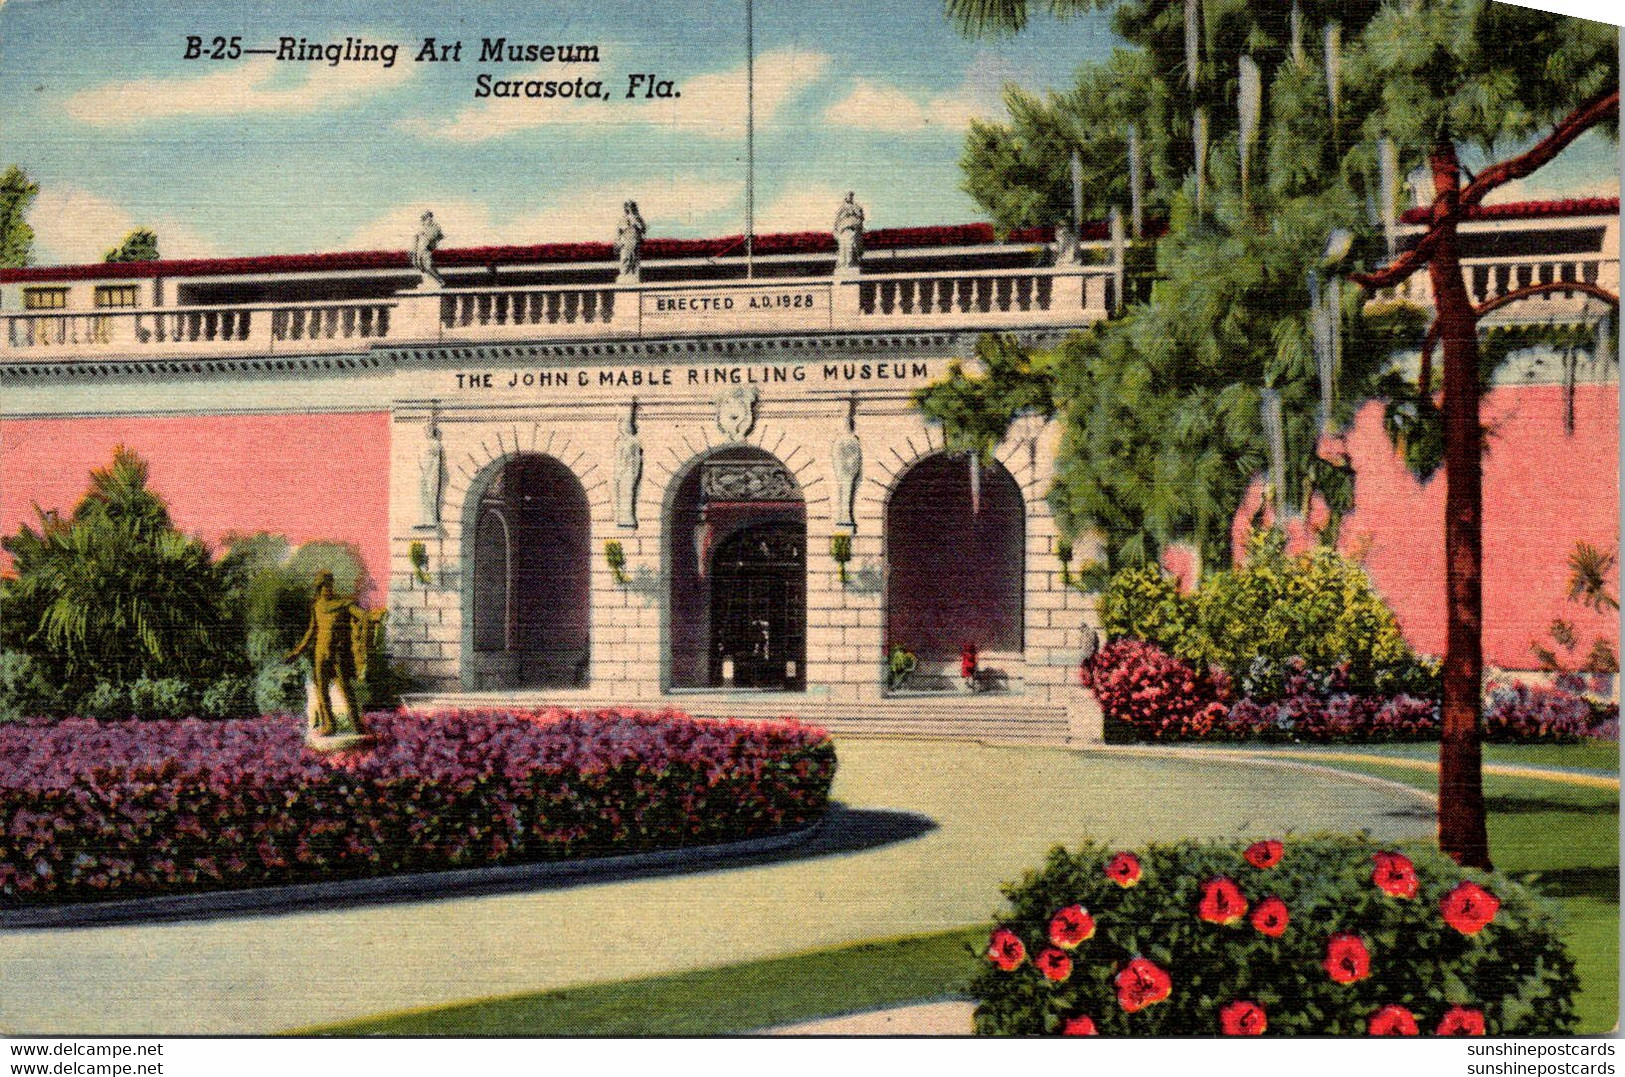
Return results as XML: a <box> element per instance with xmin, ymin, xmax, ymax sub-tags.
<box><xmin>1</xmin><ymin>199</ymin><xmax>1617</xmax><ymax>742</ymax></box>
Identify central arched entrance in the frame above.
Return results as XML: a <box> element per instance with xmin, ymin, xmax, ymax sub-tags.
<box><xmin>667</xmin><ymin>447</ymin><xmax>806</xmax><ymax>691</ymax></box>
<box><xmin>464</xmin><ymin>453</ymin><xmax>591</xmax><ymax>690</ymax></box>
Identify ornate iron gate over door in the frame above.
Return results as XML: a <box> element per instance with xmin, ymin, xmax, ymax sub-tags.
<box><xmin>707</xmin><ymin>522</ymin><xmax>806</xmax><ymax>690</ymax></box>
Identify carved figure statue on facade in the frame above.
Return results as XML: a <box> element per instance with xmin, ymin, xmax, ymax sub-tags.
<box><xmin>616</xmin><ymin>200</ymin><xmax>647</xmax><ymax>283</ymax></box>
<box><xmin>284</xmin><ymin>571</ymin><xmax>384</xmax><ymax>750</ymax></box>
<box><xmin>417</xmin><ymin>406</ymin><xmax>444</xmax><ymax>530</ymax></box>
<box><xmin>832</xmin><ymin>395</ymin><xmax>862</xmax><ymax>529</ymax></box>
<box><xmin>411</xmin><ymin>211</ymin><xmax>445</xmax><ymax>288</ymax></box>
<box><xmin>833</xmin><ymin>191</ymin><xmax>864</xmax><ymax>276</ymax></box>
<box><xmin>614</xmin><ymin>400</ymin><xmax>643</xmax><ymax>528</ymax></box>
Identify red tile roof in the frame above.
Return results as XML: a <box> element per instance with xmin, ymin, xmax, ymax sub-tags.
<box><xmin>3</xmin><ymin>197</ymin><xmax>1607</xmax><ymax>285</ymax></box>
<box><xmin>1398</xmin><ymin>195</ymin><xmax>1618</xmax><ymax>225</ymax></box>
<box><xmin>0</xmin><ymin>219</ymin><xmax>1154</xmax><ymax>284</ymax></box>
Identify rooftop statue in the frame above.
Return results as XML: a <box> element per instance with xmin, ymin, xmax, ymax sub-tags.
<box><xmin>833</xmin><ymin>191</ymin><xmax>864</xmax><ymax>275</ymax></box>
<box><xmin>410</xmin><ymin>210</ymin><xmax>445</xmax><ymax>288</ymax></box>
<box><xmin>616</xmin><ymin>200</ymin><xmax>646</xmax><ymax>282</ymax></box>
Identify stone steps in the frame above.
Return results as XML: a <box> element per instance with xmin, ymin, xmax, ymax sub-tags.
<box><xmin>400</xmin><ymin>690</ymin><xmax>1072</xmax><ymax>745</ymax></box>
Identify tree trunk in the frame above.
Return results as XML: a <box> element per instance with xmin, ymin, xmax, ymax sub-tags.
<box><xmin>1428</xmin><ymin>142</ymin><xmax>1492</xmax><ymax>869</ymax></box>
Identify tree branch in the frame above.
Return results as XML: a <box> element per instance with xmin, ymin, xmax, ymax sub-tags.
<box><xmin>1473</xmin><ymin>280</ymin><xmax>1620</xmax><ymax>319</ymax></box>
<box><xmin>1350</xmin><ymin>228</ymin><xmax>1444</xmax><ymax>291</ymax></box>
<box><xmin>1352</xmin><ymin>90</ymin><xmax>1618</xmax><ymax>293</ymax></box>
<box><xmin>1462</xmin><ymin>89</ymin><xmax>1620</xmax><ymax>206</ymax></box>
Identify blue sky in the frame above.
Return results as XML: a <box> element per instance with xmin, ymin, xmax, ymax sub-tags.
<box><xmin>0</xmin><ymin>0</ymin><xmax>1616</xmax><ymax>264</ymax></box>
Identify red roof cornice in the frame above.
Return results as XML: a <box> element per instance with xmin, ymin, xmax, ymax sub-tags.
<box><xmin>1397</xmin><ymin>195</ymin><xmax>1619</xmax><ymax>225</ymax></box>
<box><xmin>0</xmin><ymin>219</ymin><xmax>1176</xmax><ymax>285</ymax></box>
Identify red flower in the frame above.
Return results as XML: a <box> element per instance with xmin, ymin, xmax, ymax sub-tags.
<box><xmin>1061</xmin><ymin>1015</ymin><xmax>1098</xmax><ymax>1036</ymax></box>
<box><xmin>1441</xmin><ymin>881</ymin><xmax>1500</xmax><ymax>935</ymax></box>
<box><xmin>1372</xmin><ymin>851</ymin><xmax>1419</xmax><ymax>899</ymax></box>
<box><xmin>1219</xmin><ymin>1000</ymin><xmax>1267</xmax><ymax>1036</ymax></box>
<box><xmin>1324</xmin><ymin>933</ymin><xmax>1372</xmax><ymax>984</ymax></box>
<box><xmin>1244</xmin><ymin>840</ymin><xmax>1283</xmax><ymax>869</ymax></box>
<box><xmin>1368</xmin><ymin>1005</ymin><xmax>1420</xmax><ymax>1036</ymax></box>
<box><xmin>1106</xmin><ymin>852</ymin><xmax>1142</xmax><ymax>888</ymax></box>
<box><xmin>1115</xmin><ymin>958</ymin><xmax>1172</xmax><ymax>1013</ymax></box>
<box><xmin>987</xmin><ymin>927</ymin><xmax>1026</xmax><ymax>971</ymax></box>
<box><xmin>1198</xmin><ymin>876</ymin><xmax>1249</xmax><ymax>924</ymax></box>
<box><xmin>1250</xmin><ymin>895</ymin><xmax>1290</xmax><ymax>937</ymax></box>
<box><xmin>1436</xmin><ymin>1006</ymin><xmax>1487</xmax><ymax>1036</ymax></box>
<box><xmin>1049</xmin><ymin>905</ymin><xmax>1096</xmax><ymax>949</ymax></box>
<box><xmin>1036</xmin><ymin>947</ymin><xmax>1073</xmax><ymax>982</ymax></box>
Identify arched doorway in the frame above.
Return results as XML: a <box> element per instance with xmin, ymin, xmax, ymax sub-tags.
<box><xmin>885</xmin><ymin>453</ymin><xmax>1024</xmax><ymax>679</ymax></box>
<box><xmin>464</xmin><ymin>453</ymin><xmax>591</xmax><ymax>689</ymax></box>
<box><xmin>667</xmin><ymin>447</ymin><xmax>806</xmax><ymax>691</ymax></box>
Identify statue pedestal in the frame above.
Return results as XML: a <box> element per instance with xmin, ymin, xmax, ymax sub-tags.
<box><xmin>303</xmin><ymin>677</ymin><xmax>369</xmax><ymax>746</ymax></box>
<box><xmin>305</xmin><ymin>732</ymin><xmax>376</xmax><ymax>754</ymax></box>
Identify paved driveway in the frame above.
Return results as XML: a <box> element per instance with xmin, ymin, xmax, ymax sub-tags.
<box><xmin>0</xmin><ymin>740</ymin><xmax>1431</xmax><ymax>1035</ymax></box>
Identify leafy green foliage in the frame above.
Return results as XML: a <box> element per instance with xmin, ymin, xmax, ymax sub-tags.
<box><xmin>936</xmin><ymin>0</ymin><xmax>1613</xmax><ymax>581</ymax></box>
<box><xmin>971</xmin><ymin>836</ymin><xmax>1578</xmax><ymax>1035</ymax></box>
<box><xmin>0</xmin><ymin>165</ymin><xmax>37</xmax><ymax>270</ymax></box>
<box><xmin>104</xmin><ymin>227</ymin><xmax>160</xmax><ymax>263</ymax></box>
<box><xmin>913</xmin><ymin>334</ymin><xmax>1052</xmax><ymax>463</ymax></box>
<box><xmin>0</xmin><ymin>448</ymin><xmax>246</xmax><ymax>706</ymax></box>
<box><xmin>1100</xmin><ymin>531</ymin><xmax>1438</xmax><ymax>698</ymax></box>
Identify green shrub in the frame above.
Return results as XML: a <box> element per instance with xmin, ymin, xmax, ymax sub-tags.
<box><xmin>0</xmin><ymin>651</ymin><xmax>63</xmax><ymax>723</ymax></box>
<box><xmin>199</xmin><ymin>674</ymin><xmax>257</xmax><ymax>720</ymax></box>
<box><xmin>78</xmin><ymin>681</ymin><xmax>131</xmax><ymax>721</ymax></box>
<box><xmin>971</xmin><ymin>836</ymin><xmax>1577</xmax><ymax>1036</ymax></box>
<box><xmin>126</xmin><ymin>675</ymin><xmax>200</xmax><ymax>719</ymax></box>
<box><xmin>255</xmin><ymin>662</ymin><xmax>306</xmax><ymax>717</ymax></box>
<box><xmin>1099</xmin><ymin>531</ymin><xmax>1439</xmax><ymax>699</ymax></box>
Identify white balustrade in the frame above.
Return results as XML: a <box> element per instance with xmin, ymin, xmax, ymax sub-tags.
<box><xmin>5</xmin><ymin>248</ymin><xmax>1607</xmax><ymax>363</ymax></box>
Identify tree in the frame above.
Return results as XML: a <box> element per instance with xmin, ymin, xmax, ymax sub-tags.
<box><xmin>0</xmin><ymin>165</ymin><xmax>38</xmax><ymax>269</ymax></box>
<box><xmin>937</xmin><ymin>0</ymin><xmax>1618</xmax><ymax>867</ymax></box>
<box><xmin>1344</xmin><ymin>4</ymin><xmax>1618</xmax><ymax>867</ymax></box>
<box><xmin>0</xmin><ymin>447</ymin><xmax>244</xmax><ymax>701</ymax></box>
<box><xmin>105</xmin><ymin>228</ymin><xmax>160</xmax><ymax>263</ymax></box>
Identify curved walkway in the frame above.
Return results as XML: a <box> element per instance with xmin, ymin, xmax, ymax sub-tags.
<box><xmin>0</xmin><ymin>739</ymin><xmax>1431</xmax><ymax>1035</ymax></box>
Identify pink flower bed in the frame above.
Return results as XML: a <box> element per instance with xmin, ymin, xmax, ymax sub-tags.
<box><xmin>0</xmin><ymin>709</ymin><xmax>835</xmax><ymax>905</ymax></box>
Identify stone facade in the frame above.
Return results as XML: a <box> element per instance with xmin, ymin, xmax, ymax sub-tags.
<box><xmin>382</xmin><ymin>336</ymin><xmax>1101</xmax><ymax>734</ymax></box>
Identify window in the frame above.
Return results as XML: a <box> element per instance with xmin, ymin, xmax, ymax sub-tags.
<box><xmin>22</xmin><ymin>287</ymin><xmax>68</xmax><ymax>310</ymax></box>
<box><xmin>94</xmin><ymin>285</ymin><xmax>140</xmax><ymax>308</ymax></box>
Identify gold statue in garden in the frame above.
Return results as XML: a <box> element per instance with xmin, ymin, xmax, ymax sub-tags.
<box><xmin>284</xmin><ymin>571</ymin><xmax>384</xmax><ymax>747</ymax></box>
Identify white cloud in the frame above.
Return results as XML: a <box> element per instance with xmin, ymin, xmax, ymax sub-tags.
<box><xmin>64</xmin><ymin>56</ymin><xmax>410</xmax><ymax>126</ymax></box>
<box><xmin>823</xmin><ymin>54</ymin><xmax>1019</xmax><ymax>134</ymax></box>
<box><xmin>30</xmin><ymin>187</ymin><xmax>224</xmax><ymax>264</ymax></box>
<box><xmin>824</xmin><ymin>78</ymin><xmax>994</xmax><ymax>133</ymax></box>
<box><xmin>405</xmin><ymin>48</ymin><xmax>829</xmax><ymax>144</ymax></box>
<box><xmin>342</xmin><ymin>178</ymin><xmax>744</xmax><ymax>250</ymax></box>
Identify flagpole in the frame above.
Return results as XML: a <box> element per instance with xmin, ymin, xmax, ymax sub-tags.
<box><xmin>745</xmin><ymin>0</ymin><xmax>755</xmax><ymax>279</ymax></box>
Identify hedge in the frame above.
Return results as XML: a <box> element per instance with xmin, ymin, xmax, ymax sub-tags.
<box><xmin>972</xmin><ymin>836</ymin><xmax>1577</xmax><ymax>1035</ymax></box>
<box><xmin>0</xmin><ymin>708</ymin><xmax>835</xmax><ymax>905</ymax></box>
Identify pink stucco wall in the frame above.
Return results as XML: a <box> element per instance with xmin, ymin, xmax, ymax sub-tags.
<box><xmin>1233</xmin><ymin>384</ymin><xmax>1618</xmax><ymax>669</ymax></box>
<box><xmin>0</xmin><ymin>413</ymin><xmax>392</xmax><ymax>598</ymax></box>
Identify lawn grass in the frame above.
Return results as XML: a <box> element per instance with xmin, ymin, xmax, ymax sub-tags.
<box><xmin>301</xmin><ymin>743</ymin><xmax>1616</xmax><ymax>1037</ymax></box>
<box><xmin>1292</xmin><ymin>741</ymin><xmax>1619</xmax><ymax>774</ymax></box>
<box><xmin>1279</xmin><ymin>752</ymin><xmax>1619</xmax><ymax>1034</ymax></box>
<box><xmin>302</xmin><ymin>925</ymin><xmax>989</xmax><ymax>1036</ymax></box>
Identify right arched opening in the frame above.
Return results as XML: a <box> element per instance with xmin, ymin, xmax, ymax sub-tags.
<box><xmin>885</xmin><ymin>453</ymin><xmax>1025</xmax><ymax>672</ymax></box>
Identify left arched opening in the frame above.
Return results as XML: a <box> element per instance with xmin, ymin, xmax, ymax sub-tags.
<box><xmin>464</xmin><ymin>453</ymin><xmax>591</xmax><ymax>690</ymax></box>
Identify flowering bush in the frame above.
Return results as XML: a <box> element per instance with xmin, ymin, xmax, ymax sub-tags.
<box><xmin>971</xmin><ymin>836</ymin><xmax>1577</xmax><ymax>1036</ymax></box>
<box><xmin>1079</xmin><ymin>639</ymin><xmax>1231</xmax><ymax>741</ymax></box>
<box><xmin>1098</xmin><ymin>535</ymin><xmax>1440</xmax><ymax>701</ymax></box>
<box><xmin>1483</xmin><ymin>681</ymin><xmax>1606</xmax><ymax>742</ymax></box>
<box><xmin>0</xmin><ymin>708</ymin><xmax>834</xmax><ymax>905</ymax></box>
